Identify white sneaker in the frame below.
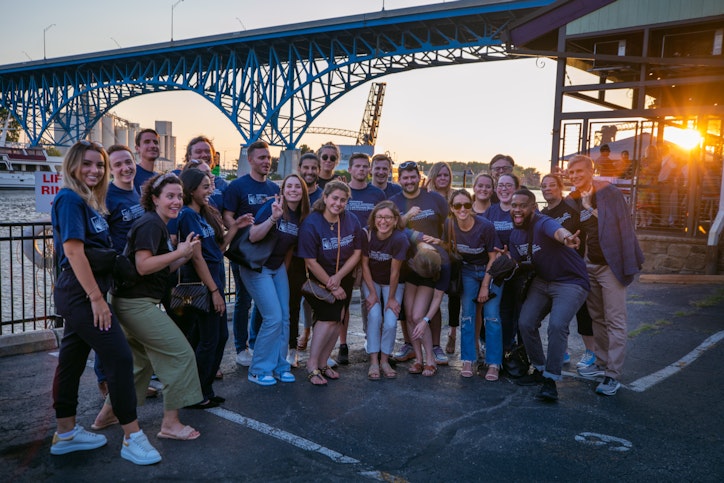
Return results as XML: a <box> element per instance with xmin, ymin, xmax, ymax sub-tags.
<box><xmin>50</xmin><ymin>425</ymin><xmax>107</xmax><ymax>455</ymax></box>
<box><xmin>286</xmin><ymin>349</ymin><xmax>299</xmax><ymax>368</ymax></box>
<box><xmin>327</xmin><ymin>357</ymin><xmax>338</xmax><ymax>368</ymax></box>
<box><xmin>235</xmin><ymin>348</ymin><xmax>253</xmax><ymax>367</ymax></box>
<box><xmin>121</xmin><ymin>430</ymin><xmax>161</xmax><ymax>465</ymax></box>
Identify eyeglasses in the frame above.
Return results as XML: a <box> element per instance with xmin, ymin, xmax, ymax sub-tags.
<box><xmin>452</xmin><ymin>202</ymin><xmax>472</xmax><ymax>210</ymax></box>
<box><xmin>375</xmin><ymin>215</ymin><xmax>395</xmax><ymax>221</ymax></box>
<box><xmin>491</xmin><ymin>165</ymin><xmax>513</xmax><ymax>173</ymax></box>
<box><xmin>152</xmin><ymin>172</ymin><xmax>179</xmax><ymax>189</ymax></box>
<box><xmin>78</xmin><ymin>140</ymin><xmax>104</xmax><ymax>149</ymax></box>
<box><xmin>497</xmin><ymin>183</ymin><xmax>515</xmax><ymax>190</ymax></box>
<box><xmin>321</xmin><ymin>154</ymin><xmax>338</xmax><ymax>162</ymax></box>
<box><xmin>399</xmin><ymin>161</ymin><xmax>418</xmax><ymax>171</ymax></box>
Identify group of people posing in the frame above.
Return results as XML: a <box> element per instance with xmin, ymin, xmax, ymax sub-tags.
<box><xmin>48</xmin><ymin>134</ymin><xmax>643</xmax><ymax>466</ymax></box>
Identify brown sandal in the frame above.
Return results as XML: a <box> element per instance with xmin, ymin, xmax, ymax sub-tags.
<box><xmin>408</xmin><ymin>362</ymin><xmax>423</xmax><ymax>374</ymax></box>
<box><xmin>422</xmin><ymin>365</ymin><xmax>437</xmax><ymax>377</ymax></box>
<box><xmin>380</xmin><ymin>362</ymin><xmax>397</xmax><ymax>379</ymax></box>
<box><xmin>320</xmin><ymin>366</ymin><xmax>339</xmax><ymax>380</ymax></box>
<box><xmin>368</xmin><ymin>364</ymin><xmax>381</xmax><ymax>380</ymax></box>
<box><xmin>307</xmin><ymin>369</ymin><xmax>327</xmax><ymax>386</ymax></box>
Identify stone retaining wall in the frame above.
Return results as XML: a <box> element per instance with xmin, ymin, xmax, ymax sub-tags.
<box><xmin>638</xmin><ymin>234</ymin><xmax>724</xmax><ymax>275</ymax></box>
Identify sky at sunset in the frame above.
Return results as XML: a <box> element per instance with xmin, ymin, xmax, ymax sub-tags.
<box><xmin>0</xmin><ymin>0</ymin><xmax>602</xmax><ymax>174</ymax></box>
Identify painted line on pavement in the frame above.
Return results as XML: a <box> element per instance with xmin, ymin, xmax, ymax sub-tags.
<box><xmin>627</xmin><ymin>330</ymin><xmax>724</xmax><ymax>392</ymax></box>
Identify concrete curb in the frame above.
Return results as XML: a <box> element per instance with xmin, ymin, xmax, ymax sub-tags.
<box><xmin>639</xmin><ymin>274</ymin><xmax>724</xmax><ymax>284</ymax></box>
<box><xmin>0</xmin><ymin>329</ymin><xmax>58</xmax><ymax>357</ymax></box>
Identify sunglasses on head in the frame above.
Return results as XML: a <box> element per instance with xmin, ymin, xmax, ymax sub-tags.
<box><xmin>321</xmin><ymin>154</ymin><xmax>338</xmax><ymax>162</ymax></box>
<box><xmin>78</xmin><ymin>140</ymin><xmax>104</xmax><ymax>149</ymax></box>
<box><xmin>452</xmin><ymin>202</ymin><xmax>472</xmax><ymax>210</ymax></box>
<box><xmin>399</xmin><ymin>161</ymin><xmax>418</xmax><ymax>171</ymax></box>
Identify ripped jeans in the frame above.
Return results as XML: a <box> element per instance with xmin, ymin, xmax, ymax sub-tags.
<box><xmin>460</xmin><ymin>264</ymin><xmax>503</xmax><ymax>365</ymax></box>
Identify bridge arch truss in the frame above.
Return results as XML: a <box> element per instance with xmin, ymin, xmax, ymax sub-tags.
<box><xmin>0</xmin><ymin>1</ymin><xmax>552</xmax><ymax>147</ymax></box>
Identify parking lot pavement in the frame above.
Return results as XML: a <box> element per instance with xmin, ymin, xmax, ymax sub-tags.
<box><xmin>1</xmin><ymin>280</ymin><xmax>723</xmax><ymax>481</ymax></box>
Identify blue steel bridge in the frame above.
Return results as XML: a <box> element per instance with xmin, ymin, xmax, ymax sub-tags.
<box><xmin>0</xmin><ymin>0</ymin><xmax>557</xmax><ymax>149</ymax></box>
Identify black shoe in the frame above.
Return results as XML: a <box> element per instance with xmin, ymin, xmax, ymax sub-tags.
<box><xmin>515</xmin><ymin>369</ymin><xmax>544</xmax><ymax>386</ymax></box>
<box><xmin>185</xmin><ymin>399</ymin><xmax>220</xmax><ymax>410</ymax></box>
<box><xmin>209</xmin><ymin>395</ymin><xmax>225</xmax><ymax>403</ymax></box>
<box><xmin>338</xmin><ymin>344</ymin><xmax>349</xmax><ymax>365</ymax></box>
<box><xmin>535</xmin><ymin>378</ymin><xmax>559</xmax><ymax>401</ymax></box>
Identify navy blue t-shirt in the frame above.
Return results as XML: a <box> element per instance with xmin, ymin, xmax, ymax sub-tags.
<box><xmin>308</xmin><ymin>186</ymin><xmax>323</xmax><ymax>206</ymax></box>
<box><xmin>446</xmin><ymin>215</ymin><xmax>499</xmax><ymax>268</ymax></box>
<box><xmin>211</xmin><ymin>175</ymin><xmax>228</xmax><ymax>211</ymax></box>
<box><xmin>484</xmin><ymin>203</ymin><xmax>514</xmax><ymax>248</ymax></box>
<box><xmin>224</xmin><ymin>174</ymin><xmax>279</xmax><ymax>218</ymax></box>
<box><xmin>255</xmin><ymin>199</ymin><xmax>302</xmax><ymax>270</ymax></box>
<box><xmin>542</xmin><ymin>201</ymin><xmax>586</xmax><ymax>258</ymax></box>
<box><xmin>390</xmin><ymin>189</ymin><xmax>448</xmax><ymax>238</ymax></box>
<box><xmin>176</xmin><ymin>206</ymin><xmax>223</xmax><ymax>287</ymax></box>
<box><xmin>365</xmin><ymin>229</ymin><xmax>410</xmax><ymax>285</ymax></box>
<box><xmin>382</xmin><ymin>182</ymin><xmax>403</xmax><ymax>199</ymax></box>
<box><xmin>347</xmin><ymin>184</ymin><xmax>386</xmax><ymax>229</ymax></box>
<box><xmin>133</xmin><ymin>164</ymin><xmax>156</xmax><ymax>195</ymax></box>
<box><xmin>298</xmin><ymin>211</ymin><xmax>363</xmax><ymax>276</ymax></box>
<box><xmin>52</xmin><ymin>188</ymin><xmax>112</xmax><ymax>270</ymax></box>
<box><xmin>509</xmin><ymin>213</ymin><xmax>590</xmax><ymax>291</ymax></box>
<box><xmin>106</xmin><ymin>183</ymin><xmax>144</xmax><ymax>254</ymax></box>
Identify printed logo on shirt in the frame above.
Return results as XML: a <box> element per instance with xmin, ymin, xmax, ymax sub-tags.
<box><xmin>90</xmin><ymin>215</ymin><xmax>109</xmax><ymax>234</ymax></box>
<box><xmin>122</xmin><ymin>204</ymin><xmax>145</xmax><ymax>222</ymax></box>
<box><xmin>516</xmin><ymin>243</ymin><xmax>542</xmax><ymax>258</ymax></box>
<box><xmin>322</xmin><ymin>234</ymin><xmax>355</xmax><ymax>251</ymax></box>
<box><xmin>553</xmin><ymin>212</ymin><xmax>572</xmax><ymax>225</ymax></box>
<box><xmin>410</xmin><ymin>209</ymin><xmax>436</xmax><ymax>221</ymax></box>
<box><xmin>346</xmin><ymin>200</ymin><xmax>377</xmax><ymax>213</ymax></box>
<box><xmin>493</xmin><ymin>220</ymin><xmax>514</xmax><ymax>232</ymax></box>
<box><xmin>580</xmin><ymin>208</ymin><xmax>595</xmax><ymax>222</ymax></box>
<box><xmin>369</xmin><ymin>250</ymin><xmax>393</xmax><ymax>262</ymax></box>
<box><xmin>248</xmin><ymin>193</ymin><xmax>271</xmax><ymax>206</ymax></box>
<box><xmin>278</xmin><ymin>219</ymin><xmax>298</xmax><ymax>236</ymax></box>
<box><xmin>457</xmin><ymin>244</ymin><xmax>485</xmax><ymax>255</ymax></box>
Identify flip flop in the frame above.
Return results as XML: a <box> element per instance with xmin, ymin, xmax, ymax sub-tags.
<box><xmin>157</xmin><ymin>425</ymin><xmax>200</xmax><ymax>441</ymax></box>
<box><xmin>368</xmin><ymin>364</ymin><xmax>381</xmax><ymax>381</ymax></box>
<box><xmin>90</xmin><ymin>418</ymin><xmax>119</xmax><ymax>430</ymax></box>
<box><xmin>320</xmin><ymin>366</ymin><xmax>339</xmax><ymax>380</ymax></box>
<box><xmin>307</xmin><ymin>369</ymin><xmax>327</xmax><ymax>386</ymax></box>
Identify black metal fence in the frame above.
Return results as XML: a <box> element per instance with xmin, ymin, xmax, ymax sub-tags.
<box><xmin>0</xmin><ymin>221</ymin><xmax>237</xmax><ymax>336</ymax></box>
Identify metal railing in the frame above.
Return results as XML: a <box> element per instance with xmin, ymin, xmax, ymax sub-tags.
<box><xmin>0</xmin><ymin>221</ymin><xmax>237</xmax><ymax>336</ymax></box>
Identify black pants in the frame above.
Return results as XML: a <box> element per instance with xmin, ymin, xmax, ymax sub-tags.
<box><xmin>53</xmin><ymin>270</ymin><xmax>137</xmax><ymax>424</ymax></box>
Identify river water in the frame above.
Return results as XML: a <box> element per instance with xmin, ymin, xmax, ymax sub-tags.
<box><xmin>0</xmin><ymin>190</ymin><xmax>46</xmax><ymax>222</ymax></box>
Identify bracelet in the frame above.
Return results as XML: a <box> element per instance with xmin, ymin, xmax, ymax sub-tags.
<box><xmin>86</xmin><ymin>286</ymin><xmax>100</xmax><ymax>300</ymax></box>
<box><xmin>269</xmin><ymin>217</ymin><xmax>278</xmax><ymax>224</ymax></box>
<box><xmin>422</xmin><ymin>316</ymin><xmax>431</xmax><ymax>324</ymax></box>
<box><xmin>210</xmin><ymin>288</ymin><xmax>219</xmax><ymax>294</ymax></box>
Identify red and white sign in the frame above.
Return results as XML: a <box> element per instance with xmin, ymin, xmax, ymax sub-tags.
<box><xmin>35</xmin><ymin>172</ymin><xmax>63</xmax><ymax>213</ymax></box>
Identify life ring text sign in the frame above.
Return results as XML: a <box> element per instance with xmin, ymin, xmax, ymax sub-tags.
<box><xmin>35</xmin><ymin>172</ymin><xmax>63</xmax><ymax>214</ymax></box>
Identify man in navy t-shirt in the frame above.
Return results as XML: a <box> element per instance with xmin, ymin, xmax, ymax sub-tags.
<box><xmin>298</xmin><ymin>152</ymin><xmax>323</xmax><ymax>205</ymax></box>
<box><xmin>508</xmin><ymin>189</ymin><xmax>589</xmax><ymax>402</ymax></box>
<box><xmin>371</xmin><ymin>153</ymin><xmax>402</xmax><ymax>199</ymax></box>
<box><xmin>106</xmin><ymin>145</ymin><xmax>144</xmax><ymax>254</ymax></box>
<box><xmin>223</xmin><ymin>141</ymin><xmax>280</xmax><ymax>366</ymax></box>
<box><xmin>346</xmin><ymin>153</ymin><xmax>385</xmax><ymax>229</ymax></box>
<box><xmin>389</xmin><ymin>161</ymin><xmax>449</xmax><ymax>364</ymax></box>
<box><xmin>184</xmin><ymin>135</ymin><xmax>228</xmax><ymax>211</ymax></box>
<box><xmin>133</xmin><ymin>129</ymin><xmax>160</xmax><ymax>195</ymax></box>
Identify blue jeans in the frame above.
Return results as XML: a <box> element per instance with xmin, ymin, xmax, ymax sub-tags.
<box><xmin>361</xmin><ymin>281</ymin><xmax>404</xmax><ymax>355</ymax></box>
<box><xmin>230</xmin><ymin>262</ymin><xmax>261</xmax><ymax>353</ymax></box>
<box><xmin>460</xmin><ymin>265</ymin><xmax>503</xmax><ymax>365</ymax></box>
<box><xmin>239</xmin><ymin>264</ymin><xmax>291</xmax><ymax>377</ymax></box>
<box><xmin>518</xmin><ymin>278</ymin><xmax>589</xmax><ymax>380</ymax></box>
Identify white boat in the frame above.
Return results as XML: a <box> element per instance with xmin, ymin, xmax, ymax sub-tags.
<box><xmin>0</xmin><ymin>145</ymin><xmax>63</xmax><ymax>190</ymax></box>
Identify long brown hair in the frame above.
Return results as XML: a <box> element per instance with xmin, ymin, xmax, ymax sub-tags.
<box><xmin>62</xmin><ymin>140</ymin><xmax>110</xmax><ymax>214</ymax></box>
<box><xmin>281</xmin><ymin>173</ymin><xmax>310</xmax><ymax>222</ymax></box>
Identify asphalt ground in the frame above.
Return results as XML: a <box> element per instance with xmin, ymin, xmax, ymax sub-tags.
<box><xmin>1</xmin><ymin>279</ymin><xmax>723</xmax><ymax>482</ymax></box>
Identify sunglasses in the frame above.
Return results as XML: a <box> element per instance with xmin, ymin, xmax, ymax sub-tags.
<box><xmin>452</xmin><ymin>202</ymin><xmax>472</xmax><ymax>210</ymax></box>
<box><xmin>399</xmin><ymin>161</ymin><xmax>418</xmax><ymax>170</ymax></box>
<box><xmin>152</xmin><ymin>172</ymin><xmax>179</xmax><ymax>189</ymax></box>
<box><xmin>78</xmin><ymin>140</ymin><xmax>104</xmax><ymax>149</ymax></box>
<box><xmin>491</xmin><ymin>165</ymin><xmax>513</xmax><ymax>173</ymax></box>
<box><xmin>321</xmin><ymin>154</ymin><xmax>338</xmax><ymax>162</ymax></box>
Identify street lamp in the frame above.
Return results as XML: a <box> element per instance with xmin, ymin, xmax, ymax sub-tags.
<box><xmin>43</xmin><ymin>23</ymin><xmax>56</xmax><ymax>59</ymax></box>
<box><xmin>22</xmin><ymin>51</ymin><xmax>33</xmax><ymax>61</ymax></box>
<box><xmin>171</xmin><ymin>0</ymin><xmax>184</xmax><ymax>41</ymax></box>
<box><xmin>235</xmin><ymin>17</ymin><xmax>246</xmax><ymax>30</ymax></box>
<box><xmin>111</xmin><ymin>37</ymin><xmax>122</xmax><ymax>48</ymax></box>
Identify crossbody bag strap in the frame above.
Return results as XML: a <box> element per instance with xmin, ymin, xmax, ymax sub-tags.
<box><xmin>335</xmin><ymin>216</ymin><xmax>341</xmax><ymax>273</ymax></box>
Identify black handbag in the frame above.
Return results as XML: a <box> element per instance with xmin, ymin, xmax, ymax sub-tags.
<box><xmin>503</xmin><ymin>343</ymin><xmax>530</xmax><ymax>379</ymax></box>
<box><xmin>224</xmin><ymin>224</ymin><xmax>276</xmax><ymax>271</ymax></box>
<box><xmin>445</xmin><ymin>219</ymin><xmax>463</xmax><ymax>297</ymax></box>
<box><xmin>84</xmin><ymin>246</ymin><xmax>140</xmax><ymax>290</ymax></box>
<box><xmin>170</xmin><ymin>269</ymin><xmax>210</xmax><ymax>316</ymax></box>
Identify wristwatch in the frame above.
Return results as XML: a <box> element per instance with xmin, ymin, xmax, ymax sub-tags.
<box><xmin>422</xmin><ymin>316</ymin><xmax>431</xmax><ymax>324</ymax></box>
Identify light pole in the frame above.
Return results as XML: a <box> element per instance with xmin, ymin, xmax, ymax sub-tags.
<box><xmin>111</xmin><ymin>37</ymin><xmax>122</xmax><ymax>48</ymax></box>
<box><xmin>171</xmin><ymin>0</ymin><xmax>184</xmax><ymax>41</ymax></box>
<box><xmin>235</xmin><ymin>17</ymin><xmax>246</xmax><ymax>30</ymax></box>
<box><xmin>43</xmin><ymin>23</ymin><xmax>56</xmax><ymax>59</ymax></box>
<box><xmin>22</xmin><ymin>51</ymin><xmax>33</xmax><ymax>61</ymax></box>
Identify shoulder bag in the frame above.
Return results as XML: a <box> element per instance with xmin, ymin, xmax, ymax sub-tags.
<box><xmin>224</xmin><ymin>222</ymin><xmax>277</xmax><ymax>271</ymax></box>
<box><xmin>169</xmin><ymin>269</ymin><xmax>210</xmax><ymax>316</ymax></box>
<box><xmin>301</xmin><ymin>219</ymin><xmax>339</xmax><ymax>304</ymax></box>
